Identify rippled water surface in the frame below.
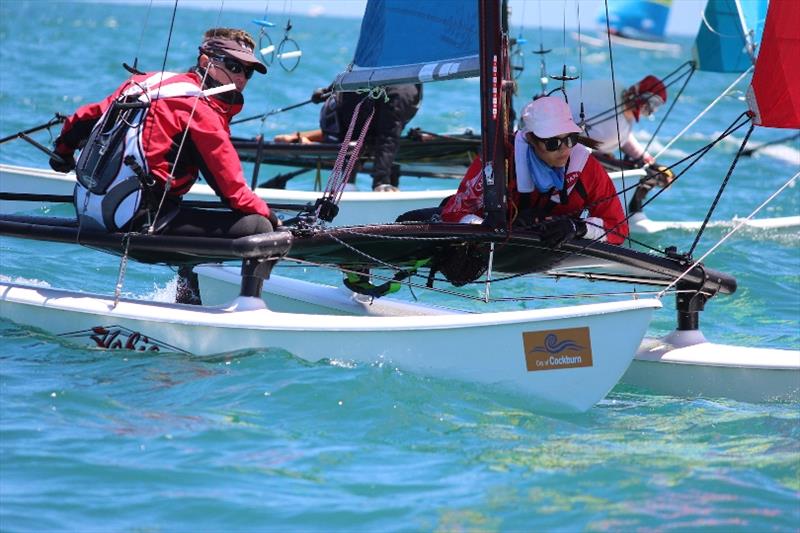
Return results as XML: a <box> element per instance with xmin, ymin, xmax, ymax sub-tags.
<box><xmin>1</xmin><ymin>1</ymin><xmax>798</xmax><ymax>531</ymax></box>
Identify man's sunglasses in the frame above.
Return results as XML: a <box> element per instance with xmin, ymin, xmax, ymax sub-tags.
<box><xmin>531</xmin><ymin>133</ymin><xmax>579</xmax><ymax>152</ymax></box>
<box><xmin>210</xmin><ymin>55</ymin><xmax>254</xmax><ymax>79</ymax></box>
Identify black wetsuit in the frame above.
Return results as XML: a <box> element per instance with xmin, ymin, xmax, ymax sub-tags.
<box><xmin>320</xmin><ymin>84</ymin><xmax>422</xmax><ymax>189</ymax></box>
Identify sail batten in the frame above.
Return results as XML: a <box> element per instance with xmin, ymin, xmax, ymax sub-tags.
<box><xmin>335</xmin><ymin>0</ymin><xmax>479</xmax><ymax>90</ymax></box>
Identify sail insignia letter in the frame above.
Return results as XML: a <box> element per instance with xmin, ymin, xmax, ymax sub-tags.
<box><xmin>523</xmin><ymin>327</ymin><xmax>594</xmax><ymax>371</ymax></box>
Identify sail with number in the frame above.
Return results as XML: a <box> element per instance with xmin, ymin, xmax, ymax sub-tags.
<box><xmin>692</xmin><ymin>0</ymin><xmax>768</xmax><ymax>72</ymax></box>
<box><xmin>597</xmin><ymin>0</ymin><xmax>672</xmax><ymax>41</ymax></box>
<box><xmin>335</xmin><ymin>0</ymin><xmax>479</xmax><ymax>90</ymax></box>
<box><xmin>746</xmin><ymin>0</ymin><xmax>800</xmax><ymax>128</ymax></box>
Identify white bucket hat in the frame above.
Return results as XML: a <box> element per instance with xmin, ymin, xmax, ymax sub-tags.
<box><xmin>520</xmin><ymin>96</ymin><xmax>582</xmax><ymax>139</ymax></box>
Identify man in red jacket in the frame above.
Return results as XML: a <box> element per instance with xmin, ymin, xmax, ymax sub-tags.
<box><xmin>49</xmin><ymin>27</ymin><xmax>277</xmax><ymax>302</ymax></box>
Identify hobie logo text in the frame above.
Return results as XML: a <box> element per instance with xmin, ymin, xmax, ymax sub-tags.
<box><xmin>523</xmin><ymin>327</ymin><xmax>593</xmax><ymax>371</ymax></box>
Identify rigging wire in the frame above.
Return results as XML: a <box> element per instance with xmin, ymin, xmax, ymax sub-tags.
<box><xmin>658</xmin><ymin>171</ymin><xmax>799</xmax><ymax>299</ymax></box>
<box><xmin>570</xmin><ymin>112</ymin><xmax>753</xmax><ymax>256</ymax></box>
<box><xmin>687</xmin><ymin>120</ymin><xmax>755</xmax><ymax>256</ymax></box>
<box><xmin>280</xmin><ymin>256</ymin><xmax>684</xmax><ymax>306</ymax></box>
<box><xmin>641</xmin><ymin>65</ymin><xmax>696</xmax><ymax>155</ymax></box>
<box><xmin>652</xmin><ymin>67</ymin><xmax>752</xmax><ymax>160</ymax></box>
<box><xmin>149</xmin><ymin>1</ymin><xmax>227</xmax><ymax>229</ymax></box>
<box><xmin>601</xmin><ymin>0</ymin><xmax>630</xmax><ymax>246</ymax></box>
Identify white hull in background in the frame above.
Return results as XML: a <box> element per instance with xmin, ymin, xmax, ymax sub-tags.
<box><xmin>2</xmin><ymin>163</ymin><xmax>658</xmax><ymax>227</ymax></box>
<box><xmin>628</xmin><ymin>211</ymin><xmax>800</xmax><ymax>234</ymax></box>
<box><xmin>627</xmin><ymin>330</ymin><xmax>800</xmax><ymax>403</ymax></box>
<box><xmin>0</xmin><ymin>163</ymin><xmax>451</xmax><ymax>226</ymax></box>
<box><xmin>573</xmin><ymin>32</ymin><xmax>682</xmax><ymax>54</ymax></box>
<box><xmin>0</xmin><ymin>270</ymin><xmax>662</xmax><ymax>414</ymax></box>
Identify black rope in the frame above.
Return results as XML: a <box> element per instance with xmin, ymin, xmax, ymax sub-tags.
<box><xmin>630</xmin><ymin>113</ymin><xmax>751</xmax><ymax>219</ymax></box>
<box><xmin>230</xmin><ymin>98</ymin><xmax>314</xmax><ymax>126</ymax></box>
<box><xmin>582</xmin><ymin>61</ymin><xmax>695</xmax><ymax>129</ymax></box>
<box><xmin>519</xmin><ymin>111</ymin><xmax>753</xmax><ymax>261</ymax></box>
<box><xmin>642</xmin><ymin>62</ymin><xmax>697</xmax><ymax>155</ymax></box>
<box><xmin>570</xmin><ymin>112</ymin><xmax>754</xmax><ymax>257</ymax></box>
<box><xmin>688</xmin><ymin>119</ymin><xmax>755</xmax><ymax>256</ymax></box>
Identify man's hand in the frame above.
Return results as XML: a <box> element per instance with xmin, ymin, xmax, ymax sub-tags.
<box><xmin>538</xmin><ymin>218</ymin><xmax>587</xmax><ymax>248</ymax></box>
<box><xmin>49</xmin><ymin>151</ymin><xmax>75</xmax><ymax>173</ymax></box>
<box><xmin>311</xmin><ymin>87</ymin><xmax>331</xmax><ymax>104</ymax></box>
<box><xmin>267</xmin><ymin>209</ymin><xmax>282</xmax><ymax>228</ymax></box>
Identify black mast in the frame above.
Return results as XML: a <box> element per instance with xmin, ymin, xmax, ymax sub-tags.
<box><xmin>478</xmin><ymin>0</ymin><xmax>510</xmax><ymax>230</ymax></box>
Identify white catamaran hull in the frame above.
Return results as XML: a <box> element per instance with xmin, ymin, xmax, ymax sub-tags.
<box><xmin>196</xmin><ymin>265</ymin><xmax>800</xmax><ymax>404</ymax></box>
<box><xmin>0</xmin><ymin>163</ymin><xmax>452</xmax><ymax>226</ymax></box>
<box><xmin>0</xmin><ymin>273</ymin><xmax>662</xmax><ymax>414</ymax></box>
<box><xmin>626</xmin><ymin>330</ymin><xmax>800</xmax><ymax>403</ymax></box>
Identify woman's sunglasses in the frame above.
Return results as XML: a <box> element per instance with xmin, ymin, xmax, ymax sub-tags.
<box><xmin>532</xmin><ymin>133</ymin><xmax>579</xmax><ymax>152</ymax></box>
<box><xmin>210</xmin><ymin>55</ymin><xmax>255</xmax><ymax>79</ymax></box>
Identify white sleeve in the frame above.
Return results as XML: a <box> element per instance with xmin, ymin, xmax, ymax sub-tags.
<box><xmin>514</xmin><ymin>131</ymin><xmax>534</xmax><ymax>193</ymax></box>
<box><xmin>621</xmin><ymin>132</ymin><xmax>646</xmax><ymax>160</ymax></box>
<box><xmin>583</xmin><ymin>216</ymin><xmax>607</xmax><ymax>242</ymax></box>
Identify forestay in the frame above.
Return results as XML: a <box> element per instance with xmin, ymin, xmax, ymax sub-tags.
<box><xmin>692</xmin><ymin>0</ymin><xmax>767</xmax><ymax>73</ymax></box>
<box><xmin>335</xmin><ymin>0</ymin><xmax>479</xmax><ymax>90</ymax></box>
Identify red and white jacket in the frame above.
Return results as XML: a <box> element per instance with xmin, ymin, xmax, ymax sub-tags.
<box><xmin>442</xmin><ymin>132</ymin><xmax>628</xmax><ymax>244</ymax></box>
<box><xmin>55</xmin><ymin>71</ymin><xmax>271</xmax><ymax>219</ymax></box>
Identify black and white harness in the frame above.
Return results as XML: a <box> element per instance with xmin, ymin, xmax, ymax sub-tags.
<box><xmin>73</xmin><ymin>72</ymin><xmax>205</xmax><ymax>232</ymax></box>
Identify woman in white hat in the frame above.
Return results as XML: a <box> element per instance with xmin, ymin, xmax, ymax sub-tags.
<box><xmin>513</xmin><ymin>96</ymin><xmax>628</xmax><ymax>246</ymax></box>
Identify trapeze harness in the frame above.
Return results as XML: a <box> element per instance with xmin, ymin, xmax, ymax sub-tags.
<box><xmin>73</xmin><ymin>72</ymin><xmax>206</xmax><ymax>233</ymax></box>
<box><xmin>519</xmin><ymin>165</ymin><xmax>590</xmax><ymax>222</ymax></box>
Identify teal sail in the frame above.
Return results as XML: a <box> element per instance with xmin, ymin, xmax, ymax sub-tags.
<box><xmin>597</xmin><ymin>0</ymin><xmax>672</xmax><ymax>41</ymax></box>
<box><xmin>335</xmin><ymin>0</ymin><xmax>479</xmax><ymax>90</ymax></box>
<box><xmin>693</xmin><ymin>0</ymin><xmax>768</xmax><ymax>72</ymax></box>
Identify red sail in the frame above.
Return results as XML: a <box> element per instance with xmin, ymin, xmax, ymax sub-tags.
<box><xmin>747</xmin><ymin>0</ymin><xmax>800</xmax><ymax>128</ymax></box>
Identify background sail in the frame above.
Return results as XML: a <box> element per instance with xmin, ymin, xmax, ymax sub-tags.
<box><xmin>596</xmin><ymin>0</ymin><xmax>672</xmax><ymax>41</ymax></box>
<box><xmin>747</xmin><ymin>0</ymin><xmax>800</xmax><ymax>128</ymax></box>
<box><xmin>693</xmin><ymin>0</ymin><xmax>767</xmax><ymax>73</ymax></box>
<box><xmin>335</xmin><ymin>0</ymin><xmax>479</xmax><ymax>90</ymax></box>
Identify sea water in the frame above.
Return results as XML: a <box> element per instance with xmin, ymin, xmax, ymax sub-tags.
<box><xmin>0</xmin><ymin>1</ymin><xmax>798</xmax><ymax>531</ymax></box>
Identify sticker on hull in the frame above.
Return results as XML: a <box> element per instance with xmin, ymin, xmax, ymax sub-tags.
<box><xmin>523</xmin><ymin>327</ymin><xmax>593</xmax><ymax>371</ymax></box>
<box><xmin>60</xmin><ymin>325</ymin><xmax>189</xmax><ymax>354</ymax></box>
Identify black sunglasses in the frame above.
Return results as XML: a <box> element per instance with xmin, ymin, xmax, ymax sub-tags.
<box><xmin>532</xmin><ymin>133</ymin><xmax>579</xmax><ymax>152</ymax></box>
<box><xmin>211</xmin><ymin>55</ymin><xmax>255</xmax><ymax>79</ymax></box>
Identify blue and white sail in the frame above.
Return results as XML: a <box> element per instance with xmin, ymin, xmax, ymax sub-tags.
<box><xmin>692</xmin><ymin>0</ymin><xmax>768</xmax><ymax>72</ymax></box>
<box><xmin>335</xmin><ymin>0</ymin><xmax>479</xmax><ymax>90</ymax></box>
<box><xmin>597</xmin><ymin>0</ymin><xmax>672</xmax><ymax>41</ymax></box>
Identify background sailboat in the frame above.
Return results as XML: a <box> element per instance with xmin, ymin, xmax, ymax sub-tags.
<box><xmin>580</xmin><ymin>0</ymin><xmax>681</xmax><ymax>52</ymax></box>
<box><xmin>626</xmin><ymin>0</ymin><xmax>798</xmax><ymax>233</ymax></box>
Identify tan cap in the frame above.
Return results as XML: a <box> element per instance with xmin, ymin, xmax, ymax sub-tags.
<box><xmin>200</xmin><ymin>37</ymin><xmax>267</xmax><ymax>74</ymax></box>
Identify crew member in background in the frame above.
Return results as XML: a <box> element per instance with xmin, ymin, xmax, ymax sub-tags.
<box><xmin>49</xmin><ymin>27</ymin><xmax>277</xmax><ymax>303</ymax></box>
<box><xmin>566</xmin><ymin>74</ymin><xmax>674</xmax><ymax>213</ymax></box>
<box><xmin>275</xmin><ymin>83</ymin><xmax>423</xmax><ymax>192</ymax></box>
